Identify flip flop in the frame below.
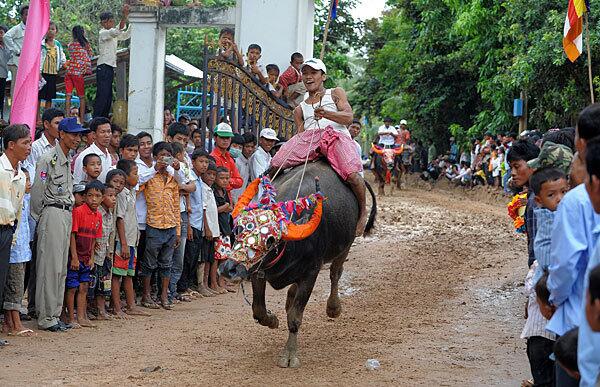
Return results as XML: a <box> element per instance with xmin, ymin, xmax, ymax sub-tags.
<box><xmin>141</xmin><ymin>300</ymin><xmax>160</xmax><ymax>310</ymax></box>
<box><xmin>10</xmin><ymin>329</ymin><xmax>36</xmax><ymax>337</ymax></box>
<box><xmin>160</xmin><ymin>301</ymin><xmax>173</xmax><ymax>311</ymax></box>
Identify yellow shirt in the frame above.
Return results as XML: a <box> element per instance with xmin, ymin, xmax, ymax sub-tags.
<box><xmin>0</xmin><ymin>154</ymin><xmax>26</xmax><ymax>239</ymax></box>
<box><xmin>42</xmin><ymin>44</ymin><xmax>58</xmax><ymax>75</ymax></box>
<box><xmin>140</xmin><ymin>173</ymin><xmax>181</xmax><ymax>236</ymax></box>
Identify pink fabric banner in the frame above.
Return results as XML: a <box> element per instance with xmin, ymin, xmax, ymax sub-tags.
<box><xmin>9</xmin><ymin>0</ymin><xmax>50</xmax><ymax>138</ymax></box>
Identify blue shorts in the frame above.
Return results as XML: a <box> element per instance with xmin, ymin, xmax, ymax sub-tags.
<box><xmin>66</xmin><ymin>262</ymin><xmax>92</xmax><ymax>289</ymax></box>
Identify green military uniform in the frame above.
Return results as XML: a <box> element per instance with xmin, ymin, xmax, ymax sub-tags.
<box><xmin>527</xmin><ymin>141</ymin><xmax>574</xmax><ymax>174</ymax></box>
<box><xmin>30</xmin><ymin>145</ymin><xmax>74</xmax><ymax>329</ymax></box>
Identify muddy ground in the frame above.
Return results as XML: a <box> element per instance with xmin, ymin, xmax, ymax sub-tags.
<box><xmin>1</xmin><ymin>177</ymin><xmax>530</xmax><ymax>386</ymax></box>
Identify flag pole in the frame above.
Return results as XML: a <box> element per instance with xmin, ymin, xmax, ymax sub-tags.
<box><xmin>320</xmin><ymin>0</ymin><xmax>334</xmax><ymax>60</ymax></box>
<box><xmin>585</xmin><ymin>12</ymin><xmax>595</xmax><ymax>104</ymax></box>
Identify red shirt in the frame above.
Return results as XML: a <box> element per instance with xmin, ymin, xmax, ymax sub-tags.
<box><xmin>278</xmin><ymin>65</ymin><xmax>302</xmax><ymax>90</ymax></box>
<box><xmin>210</xmin><ymin>148</ymin><xmax>243</xmax><ymax>191</ymax></box>
<box><xmin>72</xmin><ymin>203</ymin><xmax>102</xmax><ymax>265</ymax></box>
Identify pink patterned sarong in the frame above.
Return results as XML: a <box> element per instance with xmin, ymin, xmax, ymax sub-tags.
<box><xmin>271</xmin><ymin>126</ymin><xmax>363</xmax><ymax>180</ymax></box>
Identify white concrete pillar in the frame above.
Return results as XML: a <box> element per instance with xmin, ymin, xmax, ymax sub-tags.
<box><xmin>235</xmin><ymin>0</ymin><xmax>315</xmax><ymax>71</ymax></box>
<box><xmin>127</xmin><ymin>7</ymin><xmax>166</xmax><ymax>141</ymax></box>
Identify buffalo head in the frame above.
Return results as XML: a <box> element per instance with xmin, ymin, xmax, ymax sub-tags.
<box><xmin>371</xmin><ymin>144</ymin><xmax>403</xmax><ymax>170</ymax></box>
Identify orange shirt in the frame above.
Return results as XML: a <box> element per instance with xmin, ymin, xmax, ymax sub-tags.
<box><xmin>210</xmin><ymin>148</ymin><xmax>243</xmax><ymax>191</ymax></box>
<box><xmin>140</xmin><ymin>172</ymin><xmax>181</xmax><ymax>236</ymax></box>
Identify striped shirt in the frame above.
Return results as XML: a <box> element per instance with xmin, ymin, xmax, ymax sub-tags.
<box><xmin>0</xmin><ymin>154</ymin><xmax>26</xmax><ymax>230</ymax></box>
<box><xmin>521</xmin><ymin>261</ymin><xmax>556</xmax><ymax>341</ymax></box>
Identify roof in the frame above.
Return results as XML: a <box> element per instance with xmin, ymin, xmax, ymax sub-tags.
<box><xmin>165</xmin><ymin>54</ymin><xmax>203</xmax><ymax>79</ymax></box>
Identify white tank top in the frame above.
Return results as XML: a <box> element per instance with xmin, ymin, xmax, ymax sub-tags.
<box><xmin>300</xmin><ymin>89</ymin><xmax>351</xmax><ymax>137</ymax></box>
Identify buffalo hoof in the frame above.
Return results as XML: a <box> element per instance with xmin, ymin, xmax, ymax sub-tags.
<box><xmin>254</xmin><ymin>310</ymin><xmax>279</xmax><ymax>329</ymax></box>
<box><xmin>326</xmin><ymin>298</ymin><xmax>342</xmax><ymax>318</ymax></box>
<box><xmin>278</xmin><ymin>350</ymin><xmax>301</xmax><ymax>368</ymax></box>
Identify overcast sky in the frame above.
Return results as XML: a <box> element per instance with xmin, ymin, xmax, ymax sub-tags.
<box><xmin>350</xmin><ymin>0</ymin><xmax>387</xmax><ymax>20</ymax></box>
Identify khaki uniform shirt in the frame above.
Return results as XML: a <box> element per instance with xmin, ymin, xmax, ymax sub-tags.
<box><xmin>30</xmin><ymin>146</ymin><xmax>74</xmax><ymax>221</ymax></box>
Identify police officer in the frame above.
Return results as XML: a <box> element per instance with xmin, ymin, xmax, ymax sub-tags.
<box><xmin>30</xmin><ymin>117</ymin><xmax>87</xmax><ymax>332</ymax></box>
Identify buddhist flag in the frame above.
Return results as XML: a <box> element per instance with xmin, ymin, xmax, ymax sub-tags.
<box><xmin>331</xmin><ymin>0</ymin><xmax>338</xmax><ymax>20</ymax></box>
<box><xmin>563</xmin><ymin>0</ymin><xmax>590</xmax><ymax>62</ymax></box>
<box><xmin>10</xmin><ymin>0</ymin><xmax>50</xmax><ymax>138</ymax></box>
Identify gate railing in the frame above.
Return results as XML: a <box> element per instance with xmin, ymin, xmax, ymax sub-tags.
<box><xmin>200</xmin><ymin>46</ymin><xmax>295</xmax><ymax>150</ymax></box>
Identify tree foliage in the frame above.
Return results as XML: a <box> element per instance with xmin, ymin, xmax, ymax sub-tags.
<box><xmin>353</xmin><ymin>0</ymin><xmax>600</xmax><ymax>151</ymax></box>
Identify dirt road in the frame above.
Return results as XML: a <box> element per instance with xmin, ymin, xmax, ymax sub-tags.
<box><xmin>1</xmin><ymin>183</ymin><xmax>530</xmax><ymax>386</ymax></box>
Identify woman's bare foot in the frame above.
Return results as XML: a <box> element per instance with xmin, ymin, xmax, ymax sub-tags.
<box><xmin>125</xmin><ymin>307</ymin><xmax>151</xmax><ymax>316</ymax></box>
<box><xmin>198</xmin><ymin>285</ymin><xmax>215</xmax><ymax>297</ymax></box>
<box><xmin>113</xmin><ymin>310</ymin><xmax>130</xmax><ymax>320</ymax></box>
<box><xmin>210</xmin><ymin>285</ymin><xmax>227</xmax><ymax>295</ymax></box>
<box><xmin>77</xmin><ymin>318</ymin><xmax>97</xmax><ymax>328</ymax></box>
<box><xmin>96</xmin><ymin>311</ymin><xmax>114</xmax><ymax>320</ymax></box>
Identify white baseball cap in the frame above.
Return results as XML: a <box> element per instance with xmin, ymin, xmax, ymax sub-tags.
<box><xmin>260</xmin><ymin>128</ymin><xmax>279</xmax><ymax>141</ymax></box>
<box><xmin>301</xmin><ymin>58</ymin><xmax>327</xmax><ymax>74</ymax></box>
<box><xmin>400</xmin><ymin>119</ymin><xmax>408</xmax><ymax>125</ymax></box>
<box><xmin>214</xmin><ymin>122</ymin><xmax>234</xmax><ymax>138</ymax></box>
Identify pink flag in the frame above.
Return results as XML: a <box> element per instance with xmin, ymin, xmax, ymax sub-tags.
<box><xmin>10</xmin><ymin>0</ymin><xmax>50</xmax><ymax>138</ymax></box>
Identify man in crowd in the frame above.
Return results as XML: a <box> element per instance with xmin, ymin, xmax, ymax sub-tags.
<box><xmin>26</xmin><ymin>108</ymin><xmax>64</xmax><ymax>179</ymax></box>
<box><xmin>547</xmin><ymin>104</ymin><xmax>600</xmax><ymax>385</ymax></box>
<box><xmin>31</xmin><ymin>117</ymin><xmax>87</xmax><ymax>332</ymax></box>
<box><xmin>94</xmin><ymin>5</ymin><xmax>130</xmax><ymax>118</ymax></box>
<box><xmin>0</xmin><ymin>124</ymin><xmax>30</xmax><ymax>346</ymax></box>
<box><xmin>210</xmin><ymin>122</ymin><xmax>243</xmax><ymax>192</ymax></box>
<box><xmin>231</xmin><ymin>133</ymin><xmax>255</xmax><ymax>202</ymax></box>
<box><xmin>377</xmin><ymin>117</ymin><xmax>397</xmax><ymax>147</ymax></box>
<box><xmin>250</xmin><ymin>128</ymin><xmax>278</xmax><ymax>180</ymax></box>
<box><xmin>4</xmin><ymin>5</ymin><xmax>27</xmax><ymax>100</ymax></box>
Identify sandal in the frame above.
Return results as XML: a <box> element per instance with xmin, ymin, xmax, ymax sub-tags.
<box><xmin>160</xmin><ymin>301</ymin><xmax>173</xmax><ymax>311</ymax></box>
<box><xmin>141</xmin><ymin>300</ymin><xmax>160</xmax><ymax>310</ymax></box>
<box><xmin>10</xmin><ymin>329</ymin><xmax>36</xmax><ymax>337</ymax></box>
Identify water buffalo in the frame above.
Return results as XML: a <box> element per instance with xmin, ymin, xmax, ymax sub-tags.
<box><xmin>370</xmin><ymin>144</ymin><xmax>403</xmax><ymax>196</ymax></box>
<box><xmin>220</xmin><ymin>160</ymin><xmax>377</xmax><ymax>368</ymax></box>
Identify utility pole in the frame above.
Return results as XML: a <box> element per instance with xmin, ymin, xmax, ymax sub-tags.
<box><xmin>518</xmin><ymin>91</ymin><xmax>528</xmax><ymax>134</ymax></box>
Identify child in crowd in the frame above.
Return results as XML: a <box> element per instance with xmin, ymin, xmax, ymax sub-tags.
<box><xmin>587</xmin><ymin>265</ymin><xmax>600</xmax><ymax>332</ymax></box>
<box><xmin>201</xmin><ymin>162</ymin><xmax>220</xmax><ymax>295</ymax></box>
<box><xmin>92</xmin><ymin>184</ymin><xmax>116</xmax><ymax>320</ymax></box>
<box><xmin>119</xmin><ymin>134</ymin><xmax>140</xmax><ymax>161</ymax></box>
<box><xmin>81</xmin><ymin>153</ymin><xmax>102</xmax><ymax>183</ymax></box>
<box><xmin>73</xmin><ymin>183</ymin><xmax>86</xmax><ymax>207</ymax></box>
<box><xmin>108</xmin><ymin>124</ymin><xmax>123</xmax><ymax>165</ymax></box>
<box><xmin>246</xmin><ymin>44</ymin><xmax>268</xmax><ymax>84</ymax></box>
<box><xmin>172</xmin><ymin>142</ymin><xmax>192</xmax><ymax>215</ymax></box>
<box><xmin>39</xmin><ymin>21</ymin><xmax>66</xmax><ymax>113</ymax></box>
<box><xmin>179</xmin><ymin>150</ymin><xmax>212</xmax><ymax>298</ymax></box>
<box><xmin>139</xmin><ymin>142</ymin><xmax>181</xmax><ymax>310</ymax></box>
<box><xmin>266</xmin><ymin>64</ymin><xmax>283</xmax><ymax>98</ymax></box>
<box><xmin>217</xmin><ymin>27</ymin><xmax>243</xmax><ymax>66</ymax></box>
<box><xmin>554</xmin><ymin>328</ymin><xmax>580</xmax><ymax>381</ymax></box>
<box><xmin>2</xmin><ymin>169</ymin><xmax>34</xmax><ymax>337</ymax></box>
<box><xmin>65</xmin><ymin>25</ymin><xmax>93</xmax><ymax>123</ymax></box>
<box><xmin>113</xmin><ymin>160</ymin><xmax>148</xmax><ymax>317</ymax></box>
<box><xmin>191</xmin><ymin>128</ymin><xmax>204</xmax><ymax>151</ymax></box>
<box><xmin>520</xmin><ymin>168</ymin><xmax>568</xmax><ymax>387</ymax></box>
<box><xmin>213</xmin><ymin>166</ymin><xmax>235</xmax><ymax>293</ymax></box>
<box><xmin>65</xmin><ymin>180</ymin><xmax>104</xmax><ymax>328</ymax></box>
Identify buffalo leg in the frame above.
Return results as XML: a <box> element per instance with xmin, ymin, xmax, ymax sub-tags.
<box><xmin>251</xmin><ymin>274</ymin><xmax>279</xmax><ymax>329</ymax></box>
<box><xmin>285</xmin><ymin>284</ymin><xmax>297</xmax><ymax>313</ymax></box>
<box><xmin>278</xmin><ymin>269</ymin><xmax>319</xmax><ymax>368</ymax></box>
<box><xmin>327</xmin><ymin>248</ymin><xmax>349</xmax><ymax>318</ymax></box>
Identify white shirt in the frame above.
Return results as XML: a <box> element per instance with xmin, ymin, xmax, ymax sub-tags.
<box><xmin>0</xmin><ymin>153</ymin><xmax>26</xmax><ymax>231</ymax></box>
<box><xmin>300</xmin><ymin>89</ymin><xmax>351</xmax><ymax>137</ymax></box>
<box><xmin>378</xmin><ymin>125</ymin><xmax>398</xmax><ymax>146</ymax></box>
<box><xmin>232</xmin><ymin>154</ymin><xmax>251</xmax><ymax>203</ymax></box>
<box><xmin>249</xmin><ymin>146</ymin><xmax>271</xmax><ymax>181</ymax></box>
<box><xmin>26</xmin><ymin>133</ymin><xmax>56</xmax><ymax>182</ymax></box>
<box><xmin>4</xmin><ymin>23</ymin><xmax>25</xmax><ymax>66</ymax></box>
<box><xmin>98</xmin><ymin>26</ymin><xmax>131</xmax><ymax>68</ymax></box>
<box><xmin>73</xmin><ymin>142</ymin><xmax>112</xmax><ymax>183</ymax></box>
<box><xmin>520</xmin><ymin>261</ymin><xmax>556</xmax><ymax>341</ymax></box>
<box><xmin>354</xmin><ymin>140</ymin><xmax>364</xmax><ymax>178</ymax></box>
<box><xmin>202</xmin><ymin>181</ymin><xmax>219</xmax><ymax>237</ymax></box>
